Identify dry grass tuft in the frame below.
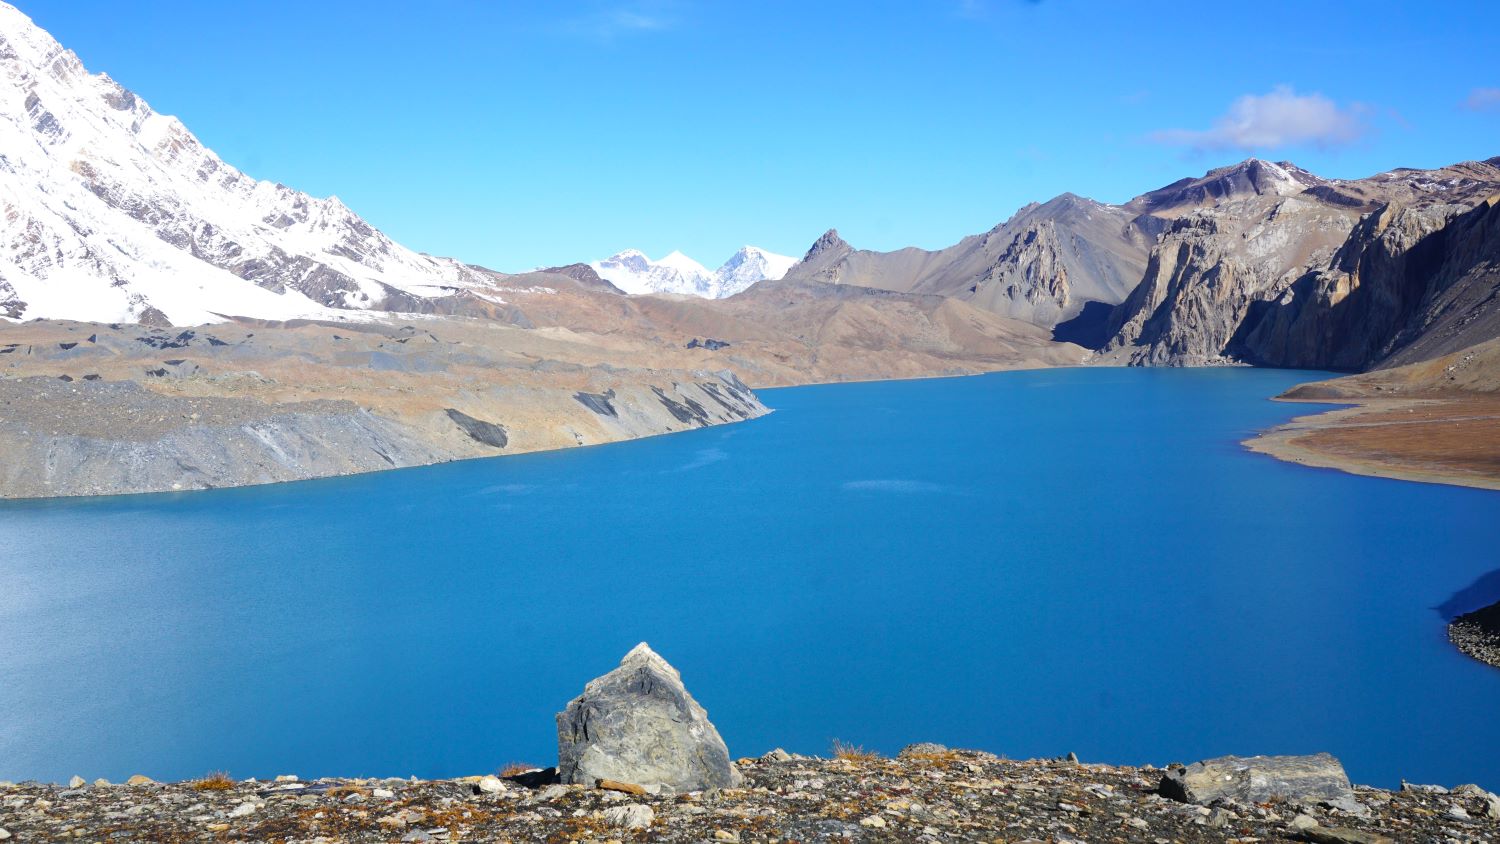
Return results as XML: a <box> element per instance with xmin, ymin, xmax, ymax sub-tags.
<box><xmin>190</xmin><ymin>771</ymin><xmax>235</xmax><ymax>791</ymax></box>
<box><xmin>905</xmin><ymin>749</ymin><xmax>964</xmax><ymax>766</ymax></box>
<box><xmin>498</xmin><ymin>762</ymin><xmax>541</xmax><ymax>777</ymax></box>
<box><xmin>830</xmin><ymin>740</ymin><xmax>882</xmax><ymax>762</ymax></box>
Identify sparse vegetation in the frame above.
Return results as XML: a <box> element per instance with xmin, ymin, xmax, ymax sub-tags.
<box><xmin>498</xmin><ymin>761</ymin><xmax>540</xmax><ymax>777</ymax></box>
<box><xmin>830</xmin><ymin>739</ymin><xmax>881</xmax><ymax>762</ymax></box>
<box><xmin>190</xmin><ymin>771</ymin><xmax>234</xmax><ymax>791</ymax></box>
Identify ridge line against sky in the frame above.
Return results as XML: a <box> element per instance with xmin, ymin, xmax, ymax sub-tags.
<box><xmin>13</xmin><ymin>0</ymin><xmax>1500</xmax><ymax>272</ymax></box>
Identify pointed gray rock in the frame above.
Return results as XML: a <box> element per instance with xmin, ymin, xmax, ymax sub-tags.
<box><xmin>556</xmin><ymin>643</ymin><xmax>742</xmax><ymax>793</ymax></box>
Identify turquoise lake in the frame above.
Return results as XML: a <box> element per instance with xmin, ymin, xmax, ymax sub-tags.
<box><xmin>2</xmin><ymin>367</ymin><xmax>1498</xmax><ymax>789</ymax></box>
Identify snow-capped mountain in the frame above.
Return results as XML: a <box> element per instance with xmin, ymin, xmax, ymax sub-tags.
<box><xmin>590</xmin><ymin>246</ymin><xmax>796</xmax><ymax>298</ymax></box>
<box><xmin>0</xmin><ymin>2</ymin><xmax>492</xmax><ymax>326</ymax></box>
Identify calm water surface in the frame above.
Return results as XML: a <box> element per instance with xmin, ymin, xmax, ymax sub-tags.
<box><xmin>2</xmin><ymin>368</ymin><xmax>1498</xmax><ymax>788</ymax></box>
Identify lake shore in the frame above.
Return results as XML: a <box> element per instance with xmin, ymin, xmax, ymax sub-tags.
<box><xmin>1244</xmin><ymin>396</ymin><xmax>1500</xmax><ymax>492</ymax></box>
<box><xmin>3</xmin><ymin>748</ymin><xmax>1493</xmax><ymax>843</ymax></box>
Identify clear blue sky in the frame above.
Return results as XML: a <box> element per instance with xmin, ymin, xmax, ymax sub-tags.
<box><xmin>19</xmin><ymin>0</ymin><xmax>1500</xmax><ymax>271</ymax></box>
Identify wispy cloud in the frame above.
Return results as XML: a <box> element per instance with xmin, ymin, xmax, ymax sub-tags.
<box><xmin>560</xmin><ymin>3</ymin><xmax>680</xmax><ymax>41</ymax></box>
<box><xmin>1150</xmin><ymin>86</ymin><xmax>1369</xmax><ymax>151</ymax></box>
<box><xmin>1463</xmin><ymin>87</ymin><xmax>1500</xmax><ymax>112</ymax></box>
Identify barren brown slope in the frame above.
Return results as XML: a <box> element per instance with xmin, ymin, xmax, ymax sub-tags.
<box><xmin>0</xmin><ymin>270</ymin><xmax>1086</xmax><ymax>498</ymax></box>
<box><xmin>1246</xmin><ymin>335</ymin><xmax>1500</xmax><ymax>489</ymax></box>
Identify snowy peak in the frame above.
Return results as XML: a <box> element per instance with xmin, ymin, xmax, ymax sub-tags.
<box><xmin>715</xmin><ymin>246</ymin><xmax>798</xmax><ymax>294</ymax></box>
<box><xmin>590</xmin><ymin>246</ymin><xmax>795</xmax><ymax>298</ymax></box>
<box><xmin>0</xmin><ymin>1</ymin><xmax>492</xmax><ymax>326</ymax></box>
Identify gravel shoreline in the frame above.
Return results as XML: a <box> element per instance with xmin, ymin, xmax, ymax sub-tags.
<box><xmin>2</xmin><ymin>748</ymin><xmax>1496</xmax><ymax>843</ymax></box>
<box><xmin>1449</xmin><ymin>600</ymin><xmax>1500</xmax><ymax>668</ymax></box>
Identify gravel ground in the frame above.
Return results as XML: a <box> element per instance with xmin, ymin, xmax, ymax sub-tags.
<box><xmin>1449</xmin><ymin>600</ymin><xmax>1500</xmax><ymax>669</ymax></box>
<box><xmin>2</xmin><ymin>748</ymin><xmax>1496</xmax><ymax>843</ymax></box>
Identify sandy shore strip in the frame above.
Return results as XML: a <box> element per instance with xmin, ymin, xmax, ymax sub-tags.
<box><xmin>1244</xmin><ymin>397</ymin><xmax>1500</xmax><ymax>492</ymax></box>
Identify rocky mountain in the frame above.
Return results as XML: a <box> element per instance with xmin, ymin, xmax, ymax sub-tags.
<box><xmin>784</xmin><ymin>193</ymin><xmax>1157</xmax><ymax>330</ymax></box>
<box><xmin>0</xmin><ymin>1</ymin><xmax>504</xmax><ymax>327</ymax></box>
<box><xmin>1102</xmin><ymin>158</ymin><xmax>1500</xmax><ymax>367</ymax></box>
<box><xmin>783</xmin><ymin>157</ymin><xmax>1500</xmax><ymax>371</ymax></box>
<box><xmin>590</xmin><ymin>246</ymin><xmax>795</xmax><ymax>298</ymax></box>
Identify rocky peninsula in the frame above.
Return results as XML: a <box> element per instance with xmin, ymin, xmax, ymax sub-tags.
<box><xmin>2</xmin><ymin>645</ymin><xmax>1496</xmax><ymax>843</ymax></box>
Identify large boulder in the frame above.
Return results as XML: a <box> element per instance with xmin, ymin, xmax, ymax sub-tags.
<box><xmin>556</xmin><ymin>643</ymin><xmax>742</xmax><ymax>793</ymax></box>
<box><xmin>1160</xmin><ymin>753</ymin><xmax>1359</xmax><ymax>811</ymax></box>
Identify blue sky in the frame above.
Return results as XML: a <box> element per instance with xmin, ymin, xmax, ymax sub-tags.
<box><xmin>19</xmin><ymin>0</ymin><xmax>1500</xmax><ymax>271</ymax></box>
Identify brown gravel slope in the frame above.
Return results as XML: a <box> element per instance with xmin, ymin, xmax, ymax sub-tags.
<box><xmin>1245</xmin><ymin>336</ymin><xmax>1500</xmax><ymax>491</ymax></box>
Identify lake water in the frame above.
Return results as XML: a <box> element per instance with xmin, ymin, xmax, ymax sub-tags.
<box><xmin>2</xmin><ymin>367</ymin><xmax>1498</xmax><ymax>789</ymax></box>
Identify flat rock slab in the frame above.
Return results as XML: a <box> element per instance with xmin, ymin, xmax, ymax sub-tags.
<box><xmin>556</xmin><ymin>642</ymin><xmax>742</xmax><ymax>793</ymax></box>
<box><xmin>1160</xmin><ymin>753</ymin><xmax>1357</xmax><ymax>810</ymax></box>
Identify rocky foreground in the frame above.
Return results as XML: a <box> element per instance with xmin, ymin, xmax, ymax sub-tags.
<box><xmin>3</xmin><ymin>749</ymin><xmax>1498</xmax><ymax>844</ymax></box>
<box><xmin>5</xmin><ymin>644</ymin><xmax>1498</xmax><ymax>843</ymax></box>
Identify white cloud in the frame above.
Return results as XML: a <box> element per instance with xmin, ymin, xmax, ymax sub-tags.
<box><xmin>560</xmin><ymin>4</ymin><xmax>678</xmax><ymax>40</ymax></box>
<box><xmin>1151</xmin><ymin>86</ymin><xmax>1368</xmax><ymax>151</ymax></box>
<box><xmin>1463</xmin><ymin>87</ymin><xmax>1500</xmax><ymax>112</ymax></box>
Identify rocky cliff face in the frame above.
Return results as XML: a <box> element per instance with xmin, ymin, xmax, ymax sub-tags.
<box><xmin>1101</xmin><ymin>158</ymin><xmax>1500</xmax><ymax>368</ymax></box>
<box><xmin>1240</xmin><ymin>196</ymin><xmax>1500</xmax><ymax>370</ymax></box>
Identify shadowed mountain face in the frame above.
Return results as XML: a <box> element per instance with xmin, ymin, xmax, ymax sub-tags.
<box><xmin>1105</xmin><ymin>158</ymin><xmax>1500</xmax><ymax>368</ymax></box>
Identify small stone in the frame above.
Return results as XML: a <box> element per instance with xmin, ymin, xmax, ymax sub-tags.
<box><xmin>1125</xmin><ymin>817</ymin><xmax>1149</xmax><ymax>830</ymax></box>
<box><xmin>229</xmin><ymin>802</ymin><xmax>257</xmax><ymax>818</ymax></box>
<box><xmin>126</xmin><ymin>775</ymin><xmax>154</xmax><ymax>786</ymax></box>
<box><xmin>713</xmin><ymin>831</ymin><xmax>740</xmax><ymax>842</ymax></box>
<box><xmin>92</xmin><ymin>779</ymin><xmax>110</xmax><ymax>787</ymax></box>
<box><xmin>275</xmin><ymin>774</ymin><xmax>298</xmax><ymax>782</ymax></box>
<box><xmin>859</xmin><ymin>815</ymin><xmax>887</xmax><ymax>828</ymax></box>
<box><xmin>536</xmin><ymin>784</ymin><xmax>568</xmax><ymax>802</ymax></box>
<box><xmin>67</xmin><ymin>775</ymin><xmax>85</xmax><ymax>788</ymax></box>
<box><xmin>372</xmin><ymin>787</ymin><xmax>395</xmax><ymax>799</ymax></box>
<box><xmin>344</xmin><ymin>792</ymin><xmax>366</xmax><ymax>804</ymax></box>
<box><xmin>1446</xmin><ymin>804</ymin><xmax>1471</xmax><ymax>820</ymax></box>
<box><xmin>761</xmin><ymin>748</ymin><xmax>793</xmax><ymax>762</ymax></box>
<box><xmin>205</xmin><ymin>823</ymin><xmax>229</xmax><ymax>832</ymax></box>
<box><xmin>476</xmin><ymin>775</ymin><xmax>504</xmax><ymax>794</ymax></box>
<box><xmin>1207</xmin><ymin>807</ymin><xmax>1232</xmax><ymax>828</ymax></box>
<box><xmin>1290</xmin><ymin>813</ymin><xmax>1319</xmax><ymax>831</ymax></box>
<box><xmin>601</xmin><ymin>803</ymin><xmax>654</xmax><ymax>830</ymax></box>
<box><xmin>897</xmin><ymin>743</ymin><xmax>949</xmax><ymax>759</ymax></box>
<box><xmin>597</xmin><ymin>779</ymin><xmax>645</xmax><ymax>796</ymax></box>
<box><xmin>0</xmin><ymin>828</ymin><xmax>9</xmax><ymax>840</ymax></box>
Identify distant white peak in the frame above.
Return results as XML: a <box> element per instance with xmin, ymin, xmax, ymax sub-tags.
<box><xmin>587</xmin><ymin>246</ymin><xmax>793</xmax><ymax>299</ymax></box>
<box><xmin>656</xmin><ymin>250</ymin><xmax>712</xmax><ymax>274</ymax></box>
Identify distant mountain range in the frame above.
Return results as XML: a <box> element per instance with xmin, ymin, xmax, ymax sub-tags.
<box><xmin>786</xmin><ymin>156</ymin><xmax>1500</xmax><ymax>370</ymax></box>
<box><xmin>2</xmin><ymin>0</ymin><xmax>1498</xmax><ymax>380</ymax></box>
<box><xmin>589</xmin><ymin>247</ymin><xmax>796</xmax><ymax>298</ymax></box>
